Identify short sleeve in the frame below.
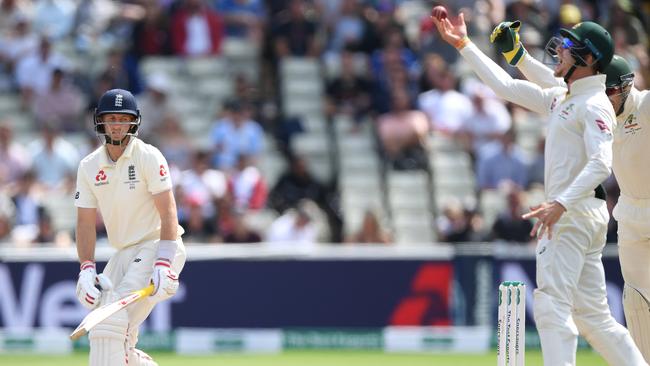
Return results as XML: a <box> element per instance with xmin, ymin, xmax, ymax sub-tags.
<box><xmin>145</xmin><ymin>147</ymin><xmax>173</xmax><ymax>195</ymax></box>
<box><xmin>74</xmin><ymin>163</ymin><xmax>97</xmax><ymax>208</ymax></box>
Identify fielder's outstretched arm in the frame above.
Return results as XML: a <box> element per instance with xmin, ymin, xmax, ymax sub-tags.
<box><xmin>518</xmin><ymin>53</ymin><xmax>566</xmax><ymax>89</ymax></box>
<box><xmin>432</xmin><ymin>14</ymin><xmax>559</xmax><ymax>116</ymax></box>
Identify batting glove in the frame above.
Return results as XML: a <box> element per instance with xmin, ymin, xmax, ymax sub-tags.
<box><xmin>76</xmin><ymin>261</ymin><xmax>113</xmax><ymax>310</ymax></box>
<box><xmin>490</xmin><ymin>20</ymin><xmax>527</xmax><ymax>66</ymax></box>
<box><xmin>150</xmin><ymin>258</ymin><xmax>179</xmax><ymax>302</ymax></box>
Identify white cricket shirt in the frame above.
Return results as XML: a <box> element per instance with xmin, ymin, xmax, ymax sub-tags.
<box><xmin>517</xmin><ymin>54</ymin><xmax>650</xmax><ymax>200</ymax></box>
<box><xmin>612</xmin><ymin>88</ymin><xmax>650</xmax><ymax>199</ymax></box>
<box><xmin>75</xmin><ymin>138</ymin><xmax>184</xmax><ymax>249</ymax></box>
<box><xmin>460</xmin><ymin>43</ymin><xmax>615</xmax><ymax>210</ymax></box>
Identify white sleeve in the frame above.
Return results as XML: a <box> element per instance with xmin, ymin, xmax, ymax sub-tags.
<box><xmin>74</xmin><ymin>163</ymin><xmax>97</xmax><ymax>208</ymax></box>
<box><xmin>459</xmin><ymin>43</ymin><xmax>558</xmax><ymax>115</ymax></box>
<box><xmin>637</xmin><ymin>90</ymin><xmax>650</xmax><ymax>123</ymax></box>
<box><xmin>555</xmin><ymin>102</ymin><xmax>614</xmax><ymax>209</ymax></box>
<box><xmin>145</xmin><ymin>147</ymin><xmax>173</xmax><ymax>195</ymax></box>
<box><xmin>518</xmin><ymin>53</ymin><xmax>566</xmax><ymax>89</ymax></box>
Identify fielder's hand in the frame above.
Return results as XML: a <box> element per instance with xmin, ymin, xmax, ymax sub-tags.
<box><xmin>431</xmin><ymin>12</ymin><xmax>469</xmax><ymax>49</ymax></box>
<box><xmin>489</xmin><ymin>20</ymin><xmax>527</xmax><ymax>66</ymax></box>
<box><xmin>522</xmin><ymin>201</ymin><xmax>566</xmax><ymax>240</ymax></box>
<box><xmin>150</xmin><ymin>258</ymin><xmax>179</xmax><ymax>302</ymax></box>
<box><xmin>76</xmin><ymin>261</ymin><xmax>113</xmax><ymax>310</ymax></box>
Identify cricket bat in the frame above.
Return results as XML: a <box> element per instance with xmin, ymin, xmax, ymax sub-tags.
<box><xmin>69</xmin><ymin>284</ymin><xmax>154</xmax><ymax>340</ymax></box>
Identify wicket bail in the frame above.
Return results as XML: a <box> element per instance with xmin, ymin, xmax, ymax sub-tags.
<box><xmin>497</xmin><ymin>281</ymin><xmax>526</xmax><ymax>366</ymax></box>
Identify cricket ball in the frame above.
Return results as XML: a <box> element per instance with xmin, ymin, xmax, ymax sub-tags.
<box><xmin>431</xmin><ymin>5</ymin><xmax>448</xmax><ymax>20</ymax></box>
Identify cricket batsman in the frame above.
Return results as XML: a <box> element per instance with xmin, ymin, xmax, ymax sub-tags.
<box><xmin>74</xmin><ymin>89</ymin><xmax>186</xmax><ymax>365</ymax></box>
<box><xmin>491</xmin><ymin>20</ymin><xmax>650</xmax><ymax>362</ymax></box>
<box><xmin>431</xmin><ymin>13</ymin><xmax>647</xmax><ymax>366</ymax></box>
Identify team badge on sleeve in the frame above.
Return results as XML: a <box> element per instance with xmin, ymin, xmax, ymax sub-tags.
<box><xmin>159</xmin><ymin>165</ymin><xmax>167</xmax><ymax>177</ymax></box>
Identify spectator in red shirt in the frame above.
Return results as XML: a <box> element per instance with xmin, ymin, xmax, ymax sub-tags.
<box><xmin>170</xmin><ymin>0</ymin><xmax>223</xmax><ymax>56</ymax></box>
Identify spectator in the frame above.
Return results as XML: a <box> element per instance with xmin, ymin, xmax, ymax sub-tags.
<box><xmin>128</xmin><ymin>0</ymin><xmax>171</xmax><ymax>57</ymax></box>
<box><xmin>489</xmin><ymin>187</ymin><xmax>534</xmax><ymax>243</ymax></box>
<box><xmin>137</xmin><ymin>73</ymin><xmax>177</xmax><ymax>139</ymax></box>
<box><xmin>72</xmin><ymin>0</ymin><xmax>122</xmax><ymax>51</ymax></box>
<box><xmin>377</xmin><ymin>88</ymin><xmax>429</xmax><ymax>169</ymax></box>
<box><xmin>476</xmin><ymin>129</ymin><xmax>529</xmax><ymax>191</ymax></box>
<box><xmin>156</xmin><ymin>114</ymin><xmax>194</xmax><ymax>170</ymax></box>
<box><xmin>418</xmin><ymin>67</ymin><xmax>473</xmax><ymax>134</ymax></box>
<box><xmin>14</xmin><ymin>36</ymin><xmax>68</xmax><ymax>107</ymax></box>
<box><xmin>325</xmin><ymin>0</ymin><xmax>364</xmax><ymax>56</ymax></box>
<box><xmin>210</xmin><ymin>99</ymin><xmax>264</xmax><ymax>171</ymax></box>
<box><xmin>31</xmin><ymin>205</ymin><xmax>54</xmax><ymax>244</ymax></box>
<box><xmin>271</xmin><ymin>0</ymin><xmax>320</xmax><ymax>58</ymax></box>
<box><xmin>32</xmin><ymin>0</ymin><xmax>76</xmax><ymax>40</ymax></box>
<box><xmin>345</xmin><ymin>209</ymin><xmax>392</xmax><ymax>244</ymax></box>
<box><xmin>170</xmin><ymin>0</ymin><xmax>224</xmax><ymax>56</ymax></box>
<box><xmin>0</xmin><ymin>0</ymin><xmax>33</xmax><ymax>35</ymax></box>
<box><xmin>178</xmin><ymin>193</ymin><xmax>218</xmax><ymax>243</ymax></box>
<box><xmin>31</xmin><ymin>68</ymin><xmax>85</xmax><ymax>131</ymax></box>
<box><xmin>10</xmin><ymin>170</ymin><xmax>40</xmax><ymax>227</ymax></box>
<box><xmin>215</xmin><ymin>0</ymin><xmax>264</xmax><ymax>42</ymax></box>
<box><xmin>228</xmin><ymin>154</ymin><xmax>267</xmax><ymax>211</ymax></box>
<box><xmin>0</xmin><ymin>122</ymin><xmax>31</xmax><ymax>186</ymax></box>
<box><xmin>222</xmin><ymin>210</ymin><xmax>261</xmax><ymax>243</ymax></box>
<box><xmin>268</xmin><ymin>155</ymin><xmax>327</xmax><ymax>213</ymax></box>
<box><xmin>266</xmin><ymin>199</ymin><xmax>318</xmax><ymax>246</ymax></box>
<box><xmin>179</xmin><ymin>150</ymin><xmax>228</xmax><ymax>223</ymax></box>
<box><xmin>27</xmin><ymin>123</ymin><xmax>80</xmax><ymax>189</ymax></box>
<box><xmin>325</xmin><ymin>49</ymin><xmax>372</xmax><ymax>125</ymax></box>
<box><xmin>436</xmin><ymin>197</ymin><xmax>485</xmax><ymax>243</ymax></box>
<box><xmin>457</xmin><ymin>80</ymin><xmax>511</xmax><ymax>161</ymax></box>
<box><xmin>0</xmin><ymin>15</ymin><xmax>38</xmax><ymax>73</ymax></box>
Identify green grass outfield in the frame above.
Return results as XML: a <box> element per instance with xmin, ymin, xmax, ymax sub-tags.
<box><xmin>0</xmin><ymin>350</ymin><xmax>607</xmax><ymax>366</ymax></box>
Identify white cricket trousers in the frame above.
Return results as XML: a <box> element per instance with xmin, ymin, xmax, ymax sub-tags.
<box><xmin>614</xmin><ymin>195</ymin><xmax>650</xmax><ymax>300</ymax></box>
<box><xmin>614</xmin><ymin>194</ymin><xmax>650</xmax><ymax>362</ymax></box>
<box><xmin>102</xmin><ymin>239</ymin><xmax>186</xmax><ymax>350</ymax></box>
<box><xmin>533</xmin><ymin>197</ymin><xmax>646</xmax><ymax>366</ymax></box>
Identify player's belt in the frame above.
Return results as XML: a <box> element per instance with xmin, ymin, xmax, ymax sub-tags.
<box><xmin>594</xmin><ymin>184</ymin><xmax>606</xmax><ymax>201</ymax></box>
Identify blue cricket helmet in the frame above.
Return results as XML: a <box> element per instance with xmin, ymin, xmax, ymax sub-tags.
<box><xmin>94</xmin><ymin>89</ymin><xmax>141</xmax><ymax>144</ymax></box>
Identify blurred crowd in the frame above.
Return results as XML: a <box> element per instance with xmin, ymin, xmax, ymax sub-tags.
<box><xmin>0</xmin><ymin>0</ymin><xmax>648</xmax><ymax>247</ymax></box>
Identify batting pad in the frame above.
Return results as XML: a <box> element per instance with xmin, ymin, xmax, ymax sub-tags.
<box><xmin>89</xmin><ymin>305</ymin><xmax>128</xmax><ymax>366</ymax></box>
<box><xmin>624</xmin><ymin>283</ymin><xmax>650</xmax><ymax>362</ymax></box>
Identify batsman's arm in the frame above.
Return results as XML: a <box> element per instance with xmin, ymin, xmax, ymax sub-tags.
<box><xmin>76</xmin><ymin>207</ymin><xmax>97</xmax><ymax>263</ymax></box>
<box><xmin>74</xmin><ymin>163</ymin><xmax>99</xmax><ymax>263</ymax></box>
<box><xmin>153</xmin><ymin>189</ymin><xmax>179</xmax><ymax>242</ymax></box>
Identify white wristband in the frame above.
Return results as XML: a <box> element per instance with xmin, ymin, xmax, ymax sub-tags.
<box><xmin>157</xmin><ymin>240</ymin><xmax>177</xmax><ymax>262</ymax></box>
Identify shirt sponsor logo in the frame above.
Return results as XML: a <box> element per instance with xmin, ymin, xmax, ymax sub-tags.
<box><xmin>159</xmin><ymin>164</ymin><xmax>169</xmax><ymax>182</ymax></box>
<box><xmin>623</xmin><ymin>114</ymin><xmax>641</xmax><ymax>135</ymax></box>
<box><xmin>95</xmin><ymin>170</ymin><xmax>109</xmax><ymax>186</ymax></box>
<box><xmin>594</xmin><ymin>119</ymin><xmax>611</xmax><ymax>133</ymax></box>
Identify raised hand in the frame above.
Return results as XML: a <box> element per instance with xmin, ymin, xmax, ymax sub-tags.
<box><xmin>431</xmin><ymin>12</ymin><xmax>468</xmax><ymax>47</ymax></box>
